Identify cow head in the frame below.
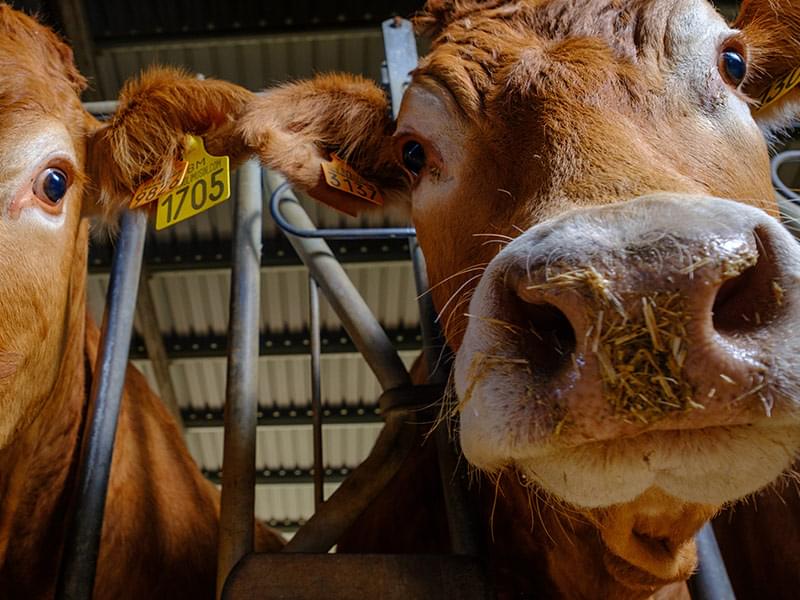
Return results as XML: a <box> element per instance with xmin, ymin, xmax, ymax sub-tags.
<box><xmin>0</xmin><ymin>6</ymin><xmax>254</xmax><ymax>449</ymax></box>
<box><xmin>242</xmin><ymin>0</ymin><xmax>800</xmax><ymax>593</ymax></box>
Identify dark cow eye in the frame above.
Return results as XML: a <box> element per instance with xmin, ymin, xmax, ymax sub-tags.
<box><xmin>720</xmin><ymin>49</ymin><xmax>747</xmax><ymax>87</ymax></box>
<box><xmin>402</xmin><ymin>141</ymin><xmax>426</xmax><ymax>176</ymax></box>
<box><xmin>33</xmin><ymin>167</ymin><xmax>69</xmax><ymax>205</ymax></box>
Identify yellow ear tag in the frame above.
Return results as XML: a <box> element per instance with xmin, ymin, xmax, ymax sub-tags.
<box><xmin>321</xmin><ymin>154</ymin><xmax>384</xmax><ymax>207</ymax></box>
<box><xmin>757</xmin><ymin>66</ymin><xmax>800</xmax><ymax>112</ymax></box>
<box><xmin>154</xmin><ymin>135</ymin><xmax>231</xmax><ymax>230</ymax></box>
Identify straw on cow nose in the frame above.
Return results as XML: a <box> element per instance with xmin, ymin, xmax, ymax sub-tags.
<box><xmin>506</xmin><ymin>223</ymin><xmax>784</xmax><ymax>422</ymax></box>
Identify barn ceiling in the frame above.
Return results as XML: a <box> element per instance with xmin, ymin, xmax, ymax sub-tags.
<box><xmin>7</xmin><ymin>0</ymin><xmax>762</xmax><ymax>534</ymax></box>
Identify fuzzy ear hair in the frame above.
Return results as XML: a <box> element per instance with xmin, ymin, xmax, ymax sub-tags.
<box><xmin>734</xmin><ymin>0</ymin><xmax>800</xmax><ymax>135</ymax></box>
<box><xmin>414</xmin><ymin>0</ymin><xmax>521</xmax><ymax>38</ymax></box>
<box><xmin>85</xmin><ymin>67</ymin><xmax>255</xmax><ymax>221</ymax></box>
<box><xmin>239</xmin><ymin>73</ymin><xmax>407</xmax><ymax>215</ymax></box>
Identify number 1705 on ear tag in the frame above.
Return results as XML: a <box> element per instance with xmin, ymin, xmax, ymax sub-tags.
<box><xmin>155</xmin><ymin>135</ymin><xmax>231</xmax><ymax>230</ymax></box>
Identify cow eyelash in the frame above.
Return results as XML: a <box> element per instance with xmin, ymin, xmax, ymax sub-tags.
<box><xmin>718</xmin><ymin>38</ymin><xmax>748</xmax><ymax>89</ymax></box>
<box><xmin>394</xmin><ymin>134</ymin><xmax>440</xmax><ymax>184</ymax></box>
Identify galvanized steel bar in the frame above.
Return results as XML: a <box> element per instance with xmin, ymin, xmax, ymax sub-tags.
<box><xmin>409</xmin><ymin>239</ymin><xmax>481</xmax><ymax>557</ymax></box>
<box><xmin>216</xmin><ymin>160</ymin><xmax>263</xmax><ymax>598</ymax></box>
<box><xmin>772</xmin><ymin>149</ymin><xmax>800</xmax><ymax>201</ymax></box>
<box><xmin>689</xmin><ymin>524</ymin><xmax>736</xmax><ymax>600</ymax></box>
<box><xmin>382</xmin><ymin>17</ymin><xmax>417</xmax><ymax>120</ymax></box>
<box><xmin>309</xmin><ymin>277</ymin><xmax>324</xmax><ymax>508</ymax></box>
<box><xmin>269</xmin><ymin>182</ymin><xmax>415</xmax><ymax>240</ymax></box>
<box><xmin>56</xmin><ymin>210</ymin><xmax>148</xmax><ymax>600</ymax></box>
<box><xmin>266</xmin><ymin>173</ymin><xmax>411</xmax><ymax>392</ymax></box>
<box><xmin>84</xmin><ymin>100</ymin><xmax>119</xmax><ymax>116</ymax></box>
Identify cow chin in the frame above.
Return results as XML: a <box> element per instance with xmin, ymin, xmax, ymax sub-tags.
<box><xmin>457</xmin><ymin>364</ymin><xmax>800</xmax><ymax>509</ymax></box>
<box><xmin>513</xmin><ymin>424</ymin><xmax>800</xmax><ymax>508</ymax></box>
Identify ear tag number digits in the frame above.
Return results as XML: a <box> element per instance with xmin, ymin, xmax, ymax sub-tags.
<box><xmin>321</xmin><ymin>154</ymin><xmax>385</xmax><ymax>212</ymax></box>
<box><xmin>154</xmin><ymin>135</ymin><xmax>231</xmax><ymax>230</ymax></box>
<box><xmin>130</xmin><ymin>160</ymin><xmax>188</xmax><ymax>209</ymax></box>
<box><xmin>757</xmin><ymin>66</ymin><xmax>800</xmax><ymax>112</ymax></box>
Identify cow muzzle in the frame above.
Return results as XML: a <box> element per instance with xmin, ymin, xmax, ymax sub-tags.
<box><xmin>455</xmin><ymin>193</ymin><xmax>800</xmax><ymax>508</ymax></box>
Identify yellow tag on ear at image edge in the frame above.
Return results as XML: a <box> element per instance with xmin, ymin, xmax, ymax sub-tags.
<box><xmin>757</xmin><ymin>66</ymin><xmax>800</xmax><ymax>112</ymax></box>
<box><xmin>320</xmin><ymin>154</ymin><xmax>384</xmax><ymax>208</ymax></box>
<box><xmin>154</xmin><ymin>135</ymin><xmax>231</xmax><ymax>230</ymax></box>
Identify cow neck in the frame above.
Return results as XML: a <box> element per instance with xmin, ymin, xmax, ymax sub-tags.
<box><xmin>0</xmin><ymin>221</ymin><xmax>90</xmax><ymax>593</ymax></box>
<box><xmin>480</xmin><ymin>476</ymin><xmax>690</xmax><ymax>599</ymax></box>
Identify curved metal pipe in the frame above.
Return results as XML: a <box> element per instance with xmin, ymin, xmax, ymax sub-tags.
<box><xmin>688</xmin><ymin>523</ymin><xmax>736</xmax><ymax>600</ymax></box>
<box><xmin>270</xmin><ymin>180</ymin><xmax>416</xmax><ymax>240</ymax></box>
<box><xmin>772</xmin><ymin>150</ymin><xmax>800</xmax><ymax>201</ymax></box>
<box><xmin>266</xmin><ymin>173</ymin><xmax>411</xmax><ymax>392</ymax></box>
<box><xmin>56</xmin><ymin>210</ymin><xmax>148</xmax><ymax>600</ymax></box>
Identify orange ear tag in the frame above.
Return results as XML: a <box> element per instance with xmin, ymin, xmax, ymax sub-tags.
<box><xmin>757</xmin><ymin>66</ymin><xmax>800</xmax><ymax>113</ymax></box>
<box><xmin>130</xmin><ymin>160</ymin><xmax>188</xmax><ymax>209</ymax></box>
<box><xmin>320</xmin><ymin>154</ymin><xmax>384</xmax><ymax>215</ymax></box>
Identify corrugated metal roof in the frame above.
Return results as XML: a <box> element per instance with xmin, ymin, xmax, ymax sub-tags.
<box><xmin>94</xmin><ymin>29</ymin><xmax>390</xmax><ymax>98</ymax></box>
<box><xmin>184</xmin><ymin>424</ymin><xmax>381</xmax><ymax>472</ymax></box>
<box><xmin>86</xmin><ymin>1</ymin><xmax>422</xmax><ymax>41</ymax></box>
<box><xmin>88</xmin><ymin>262</ymin><xmax>419</xmax><ymax>336</ymax></box>
<box><xmin>132</xmin><ymin>351</ymin><xmax>417</xmax><ymax>411</ymax></box>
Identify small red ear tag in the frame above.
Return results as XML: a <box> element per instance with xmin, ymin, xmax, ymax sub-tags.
<box><xmin>319</xmin><ymin>154</ymin><xmax>384</xmax><ymax>215</ymax></box>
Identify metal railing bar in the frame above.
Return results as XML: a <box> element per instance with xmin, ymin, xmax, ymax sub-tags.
<box><xmin>216</xmin><ymin>160</ymin><xmax>263</xmax><ymax>598</ymax></box>
<box><xmin>688</xmin><ymin>523</ymin><xmax>736</xmax><ymax>600</ymax></box>
<box><xmin>266</xmin><ymin>172</ymin><xmax>411</xmax><ymax>393</ymax></box>
<box><xmin>309</xmin><ymin>276</ymin><xmax>324</xmax><ymax>509</ymax></box>
<box><xmin>772</xmin><ymin>150</ymin><xmax>800</xmax><ymax>201</ymax></box>
<box><xmin>270</xmin><ymin>181</ymin><xmax>416</xmax><ymax>240</ymax></box>
<box><xmin>56</xmin><ymin>210</ymin><xmax>148</xmax><ymax>600</ymax></box>
<box><xmin>409</xmin><ymin>239</ymin><xmax>481</xmax><ymax>558</ymax></box>
<box><xmin>84</xmin><ymin>100</ymin><xmax>119</xmax><ymax>116</ymax></box>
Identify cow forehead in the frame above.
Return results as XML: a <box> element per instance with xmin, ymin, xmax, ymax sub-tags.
<box><xmin>415</xmin><ymin>0</ymin><xmax>731</xmax><ymax>116</ymax></box>
<box><xmin>0</xmin><ymin>6</ymin><xmax>85</xmax><ymax>127</ymax></box>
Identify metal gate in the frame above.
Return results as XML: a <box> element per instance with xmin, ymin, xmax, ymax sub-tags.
<box><xmin>52</xmin><ymin>16</ymin><xmax>793</xmax><ymax>600</ymax></box>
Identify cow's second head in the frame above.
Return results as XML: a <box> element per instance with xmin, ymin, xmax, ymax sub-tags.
<box><xmin>242</xmin><ymin>0</ymin><xmax>800</xmax><ymax>593</ymax></box>
<box><xmin>0</xmin><ymin>6</ymin><xmax>253</xmax><ymax>449</ymax></box>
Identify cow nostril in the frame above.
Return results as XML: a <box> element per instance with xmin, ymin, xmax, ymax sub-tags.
<box><xmin>712</xmin><ymin>226</ymin><xmax>781</xmax><ymax>335</ymax></box>
<box><xmin>511</xmin><ymin>297</ymin><xmax>577</xmax><ymax>378</ymax></box>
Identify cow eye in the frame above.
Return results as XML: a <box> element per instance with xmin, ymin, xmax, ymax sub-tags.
<box><xmin>33</xmin><ymin>167</ymin><xmax>69</xmax><ymax>205</ymax></box>
<box><xmin>720</xmin><ymin>49</ymin><xmax>747</xmax><ymax>87</ymax></box>
<box><xmin>402</xmin><ymin>141</ymin><xmax>426</xmax><ymax>176</ymax></box>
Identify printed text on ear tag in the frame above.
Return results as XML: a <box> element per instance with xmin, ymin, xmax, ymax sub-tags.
<box><xmin>757</xmin><ymin>66</ymin><xmax>800</xmax><ymax>112</ymax></box>
<box><xmin>155</xmin><ymin>135</ymin><xmax>231</xmax><ymax>230</ymax></box>
<box><xmin>321</xmin><ymin>154</ymin><xmax>384</xmax><ymax>209</ymax></box>
<box><xmin>130</xmin><ymin>160</ymin><xmax>188</xmax><ymax>209</ymax></box>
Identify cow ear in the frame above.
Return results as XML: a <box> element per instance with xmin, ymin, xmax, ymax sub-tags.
<box><xmin>85</xmin><ymin>67</ymin><xmax>254</xmax><ymax>221</ymax></box>
<box><xmin>734</xmin><ymin>0</ymin><xmax>800</xmax><ymax>135</ymax></box>
<box><xmin>239</xmin><ymin>73</ymin><xmax>409</xmax><ymax>216</ymax></box>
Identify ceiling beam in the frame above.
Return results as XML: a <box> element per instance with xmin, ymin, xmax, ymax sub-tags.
<box><xmin>184</xmin><ymin>403</ymin><xmax>383</xmax><ymax>429</ymax></box>
<box><xmin>89</xmin><ymin>236</ymin><xmax>412</xmax><ymax>273</ymax></box>
<box><xmin>129</xmin><ymin>326</ymin><xmax>423</xmax><ymax>360</ymax></box>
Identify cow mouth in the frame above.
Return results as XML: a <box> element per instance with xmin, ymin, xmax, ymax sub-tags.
<box><xmin>596</xmin><ymin>488</ymin><xmax>715</xmax><ymax>587</ymax></box>
<box><xmin>507</xmin><ymin>420</ymin><xmax>800</xmax><ymax>510</ymax></box>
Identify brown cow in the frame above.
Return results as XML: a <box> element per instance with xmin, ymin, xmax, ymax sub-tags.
<box><xmin>236</xmin><ymin>0</ymin><xmax>800</xmax><ymax>598</ymax></box>
<box><xmin>0</xmin><ymin>6</ymin><xmax>282</xmax><ymax>599</ymax></box>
